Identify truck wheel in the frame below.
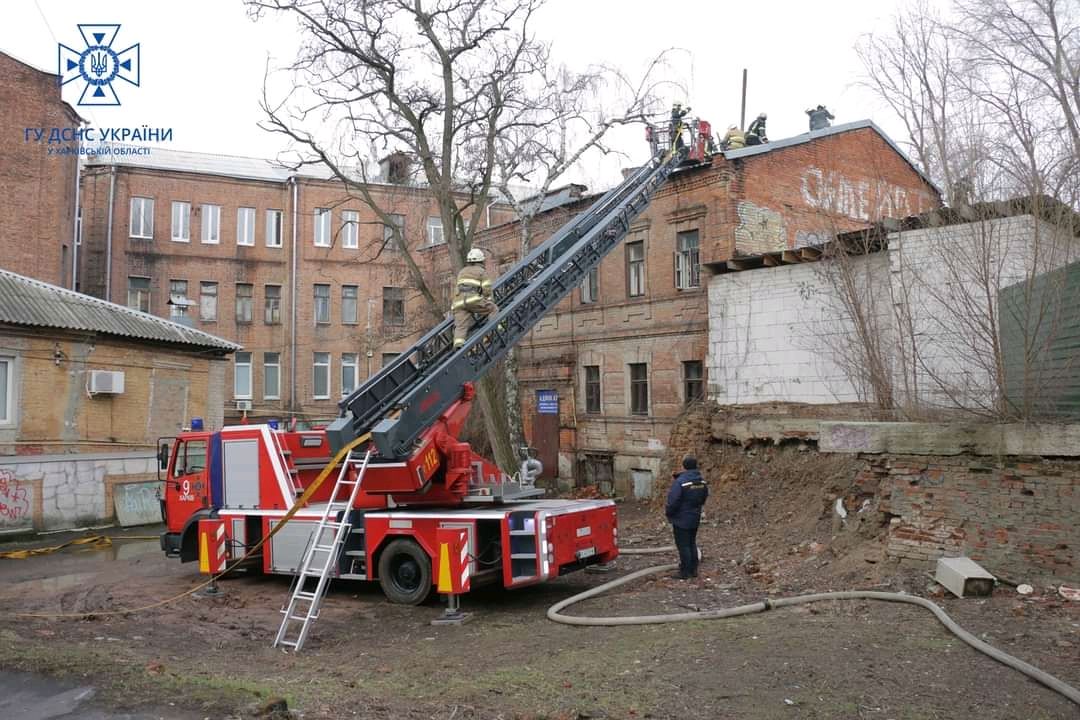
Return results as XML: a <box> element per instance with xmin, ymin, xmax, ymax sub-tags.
<box><xmin>378</xmin><ymin>538</ymin><xmax>433</xmax><ymax>605</ymax></box>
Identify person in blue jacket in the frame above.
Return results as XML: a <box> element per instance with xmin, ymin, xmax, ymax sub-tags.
<box><xmin>665</xmin><ymin>456</ymin><xmax>709</xmax><ymax>579</ymax></box>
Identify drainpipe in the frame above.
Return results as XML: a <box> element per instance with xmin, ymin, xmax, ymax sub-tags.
<box><xmin>71</xmin><ymin>148</ymin><xmax>81</xmax><ymax>291</ymax></box>
<box><xmin>289</xmin><ymin>176</ymin><xmax>299</xmax><ymax>413</ymax></box>
<box><xmin>105</xmin><ymin>164</ymin><xmax>116</xmax><ymax>300</ymax></box>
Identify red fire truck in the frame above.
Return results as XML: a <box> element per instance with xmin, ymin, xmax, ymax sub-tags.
<box><xmin>159</xmin><ymin>116</ymin><xmax>711</xmax><ymax>649</ymax></box>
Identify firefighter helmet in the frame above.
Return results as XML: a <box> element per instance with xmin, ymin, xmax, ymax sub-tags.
<box><xmin>466</xmin><ymin>248</ymin><xmax>486</xmax><ymax>263</ymax></box>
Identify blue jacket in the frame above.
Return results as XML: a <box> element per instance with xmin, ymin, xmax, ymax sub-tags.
<box><xmin>665</xmin><ymin>469</ymin><xmax>708</xmax><ymax>529</ymax></box>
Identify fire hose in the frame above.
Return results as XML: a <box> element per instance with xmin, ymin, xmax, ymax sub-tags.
<box><xmin>549</xmin><ymin>547</ymin><xmax>1080</xmax><ymax>708</ymax></box>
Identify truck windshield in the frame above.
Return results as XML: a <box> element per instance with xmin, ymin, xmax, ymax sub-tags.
<box><xmin>173</xmin><ymin>440</ymin><xmax>208</xmax><ymax>477</ymax></box>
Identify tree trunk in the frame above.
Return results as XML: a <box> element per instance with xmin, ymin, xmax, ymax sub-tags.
<box><xmin>476</xmin><ymin>373</ymin><xmax>518</xmax><ymax>474</ymax></box>
<box><xmin>503</xmin><ymin>346</ymin><xmax>525</xmax><ymax>454</ymax></box>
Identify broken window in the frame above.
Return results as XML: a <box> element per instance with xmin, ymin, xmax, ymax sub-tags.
<box><xmin>629</xmin><ymin>362</ymin><xmax>649</xmax><ymax>415</ymax></box>
<box><xmin>581</xmin><ymin>267</ymin><xmax>599</xmax><ymax>304</ymax></box>
<box><xmin>683</xmin><ymin>360</ymin><xmax>704</xmax><ymax>405</ymax></box>
<box><xmin>626</xmin><ymin>241</ymin><xmax>645</xmax><ymax>297</ymax></box>
<box><xmin>200</xmin><ymin>281</ymin><xmax>217</xmax><ymax>322</ymax></box>
<box><xmin>383</xmin><ymin>287</ymin><xmax>405</xmax><ymax>326</ymax></box>
<box><xmin>235</xmin><ymin>283</ymin><xmax>253</xmax><ymax>324</ymax></box>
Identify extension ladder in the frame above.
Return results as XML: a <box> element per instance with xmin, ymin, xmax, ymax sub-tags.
<box><xmin>272</xmin><ymin>448</ymin><xmax>371</xmax><ymax>652</ymax></box>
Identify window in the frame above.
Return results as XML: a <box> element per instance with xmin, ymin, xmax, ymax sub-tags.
<box><xmin>342</xmin><ymin>285</ymin><xmax>358</xmax><ymax>324</ymax></box>
<box><xmin>127</xmin><ymin>276</ymin><xmax>150</xmax><ymax>313</ymax></box>
<box><xmin>584</xmin><ymin>365</ymin><xmax>601</xmax><ymax>414</ymax></box>
<box><xmin>201</xmin><ymin>204</ymin><xmax>221</xmax><ymax>244</ymax></box>
<box><xmin>581</xmin><ymin>267</ymin><xmax>599</xmax><ymax>304</ymax></box>
<box><xmin>263</xmin><ymin>352</ymin><xmax>280</xmax><ymax>400</ymax></box>
<box><xmin>200</xmin><ymin>281</ymin><xmax>218</xmax><ymax>322</ymax></box>
<box><xmin>266</xmin><ymin>209</ymin><xmax>283</xmax><ymax>248</ymax></box>
<box><xmin>381</xmin><ymin>352</ymin><xmax>399</xmax><ymax>367</ymax></box>
<box><xmin>313</xmin><ymin>352</ymin><xmax>330</xmax><ymax>399</ymax></box>
<box><xmin>342</xmin><ymin>210</ymin><xmax>359</xmax><ymax>249</ymax></box>
<box><xmin>426</xmin><ymin>217</ymin><xmax>445</xmax><ymax>247</ymax></box>
<box><xmin>382</xmin><ymin>286</ymin><xmax>405</xmax><ymax>326</ymax></box>
<box><xmin>626</xmin><ymin>241</ymin><xmax>645</xmax><ymax>297</ymax></box>
<box><xmin>235</xmin><ymin>283</ymin><xmax>253</xmax><ymax>323</ymax></box>
<box><xmin>683</xmin><ymin>360</ymin><xmax>704</xmax><ymax>404</ymax></box>
<box><xmin>171</xmin><ymin>202</ymin><xmax>190</xmax><ymax>242</ymax></box>
<box><xmin>314</xmin><ymin>208</ymin><xmax>331</xmax><ymax>247</ymax></box>
<box><xmin>341</xmin><ymin>353</ymin><xmax>359</xmax><ymax>396</ymax></box>
<box><xmin>172</xmin><ymin>440</ymin><xmax>207</xmax><ymax>477</ymax></box>
<box><xmin>383</xmin><ymin>214</ymin><xmax>404</xmax><ymax>251</ymax></box>
<box><xmin>130</xmin><ymin>197</ymin><xmax>153</xmax><ymax>239</ymax></box>
<box><xmin>237</xmin><ymin>207</ymin><xmax>255</xmax><ymax>246</ymax></box>
<box><xmin>168</xmin><ymin>279</ymin><xmax>188</xmax><ymax>320</ymax></box>
<box><xmin>0</xmin><ymin>356</ymin><xmax>12</xmax><ymax>424</ymax></box>
<box><xmin>314</xmin><ymin>284</ymin><xmax>331</xmax><ymax>324</ymax></box>
<box><xmin>629</xmin><ymin>362</ymin><xmax>649</xmax><ymax>415</ymax></box>
<box><xmin>264</xmin><ymin>285</ymin><xmax>281</xmax><ymax>325</ymax></box>
<box><xmin>234</xmin><ymin>352</ymin><xmax>252</xmax><ymax>399</ymax></box>
<box><xmin>675</xmin><ymin>229</ymin><xmax>701</xmax><ymax>289</ymax></box>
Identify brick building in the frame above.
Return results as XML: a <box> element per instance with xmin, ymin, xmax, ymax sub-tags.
<box><xmin>0</xmin><ymin>50</ymin><xmax>83</xmax><ymax>288</ymax></box>
<box><xmin>479</xmin><ymin>120</ymin><xmax>941</xmax><ymax>496</ymax></box>
<box><xmin>0</xmin><ymin>268</ymin><xmax>237</xmax><ymax>532</ymax></box>
<box><xmin>79</xmin><ymin>148</ymin><xmax>514</xmax><ymax>424</ymax></box>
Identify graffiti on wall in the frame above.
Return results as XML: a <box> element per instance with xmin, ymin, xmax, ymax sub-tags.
<box><xmin>113</xmin><ymin>481</ymin><xmax>162</xmax><ymax>527</ymax></box>
<box><xmin>801</xmin><ymin>167</ymin><xmax>933</xmax><ymax>222</ymax></box>
<box><xmin>0</xmin><ymin>469</ymin><xmax>31</xmax><ymax>527</ymax></box>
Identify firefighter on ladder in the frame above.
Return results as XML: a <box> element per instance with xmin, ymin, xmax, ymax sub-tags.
<box><xmin>452</xmin><ymin>248</ymin><xmax>498</xmax><ymax>349</ymax></box>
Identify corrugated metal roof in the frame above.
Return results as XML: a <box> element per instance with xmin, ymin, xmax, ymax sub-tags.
<box><xmin>723</xmin><ymin>119</ymin><xmax>940</xmax><ymax>196</ymax></box>
<box><xmin>0</xmin><ymin>270</ymin><xmax>240</xmax><ymax>353</ymax></box>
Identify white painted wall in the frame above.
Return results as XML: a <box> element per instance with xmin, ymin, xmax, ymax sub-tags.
<box><xmin>707</xmin><ymin>214</ymin><xmax>1080</xmax><ymax>410</ymax></box>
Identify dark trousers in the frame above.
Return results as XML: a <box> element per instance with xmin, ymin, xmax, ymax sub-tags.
<box><xmin>672</xmin><ymin>525</ymin><xmax>699</xmax><ymax>578</ymax></box>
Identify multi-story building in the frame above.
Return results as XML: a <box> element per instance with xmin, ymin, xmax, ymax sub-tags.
<box><xmin>0</xmin><ymin>50</ymin><xmax>83</xmax><ymax>288</ymax></box>
<box><xmin>79</xmin><ymin>148</ymin><xmax>514</xmax><ymax>424</ymax></box>
<box><xmin>478</xmin><ymin>120</ymin><xmax>942</xmax><ymax>496</ymax></box>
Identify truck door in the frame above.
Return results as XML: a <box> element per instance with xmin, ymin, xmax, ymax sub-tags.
<box><xmin>165</xmin><ymin>437</ymin><xmax>210</xmax><ymax>533</ymax></box>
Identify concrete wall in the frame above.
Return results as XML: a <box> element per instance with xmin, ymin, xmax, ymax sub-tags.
<box><xmin>707</xmin><ymin>253</ymin><xmax>889</xmax><ymax>404</ymax></box>
<box><xmin>707</xmin><ymin>214</ymin><xmax>1080</xmax><ymax>411</ymax></box>
<box><xmin>0</xmin><ymin>451</ymin><xmax>157</xmax><ymax>533</ymax></box>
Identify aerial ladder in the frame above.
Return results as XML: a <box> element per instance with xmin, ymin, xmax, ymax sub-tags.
<box><xmin>327</xmin><ymin>116</ymin><xmax>715</xmax><ymax>472</ymax></box>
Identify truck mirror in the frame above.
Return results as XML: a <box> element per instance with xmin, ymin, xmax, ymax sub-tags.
<box><xmin>158</xmin><ymin>443</ymin><xmax>170</xmax><ymax>471</ymax></box>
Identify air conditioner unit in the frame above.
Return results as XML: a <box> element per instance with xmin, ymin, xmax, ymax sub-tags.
<box><xmin>235</xmin><ymin>400</ymin><xmax>253</xmax><ymax>411</ymax></box>
<box><xmin>88</xmin><ymin>370</ymin><xmax>125</xmax><ymax>395</ymax></box>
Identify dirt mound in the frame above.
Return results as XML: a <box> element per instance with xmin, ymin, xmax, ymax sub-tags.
<box><xmin>660</xmin><ymin>402</ymin><xmax>917</xmax><ymax>592</ymax></box>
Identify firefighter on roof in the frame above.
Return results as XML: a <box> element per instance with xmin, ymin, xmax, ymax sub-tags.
<box><xmin>452</xmin><ymin>248</ymin><xmax>498</xmax><ymax>348</ymax></box>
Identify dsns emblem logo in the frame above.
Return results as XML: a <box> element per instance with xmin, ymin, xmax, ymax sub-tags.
<box><xmin>58</xmin><ymin>24</ymin><xmax>140</xmax><ymax>106</ymax></box>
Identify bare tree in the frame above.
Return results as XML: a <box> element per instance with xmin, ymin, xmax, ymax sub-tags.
<box><xmin>490</xmin><ymin>51</ymin><xmax>681</xmax><ymax>455</ymax></box>
<box><xmin>248</xmin><ymin>0</ymin><xmax>631</xmax><ymax>471</ymax></box>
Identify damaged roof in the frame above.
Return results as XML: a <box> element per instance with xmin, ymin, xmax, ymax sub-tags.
<box><xmin>723</xmin><ymin>119</ymin><xmax>940</xmax><ymax>195</ymax></box>
<box><xmin>0</xmin><ymin>269</ymin><xmax>240</xmax><ymax>354</ymax></box>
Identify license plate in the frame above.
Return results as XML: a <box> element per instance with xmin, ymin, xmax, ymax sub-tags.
<box><xmin>575</xmin><ymin>547</ymin><xmax>596</xmax><ymax>560</ymax></box>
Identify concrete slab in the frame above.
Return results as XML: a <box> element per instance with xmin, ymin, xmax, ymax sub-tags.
<box><xmin>819</xmin><ymin>421</ymin><xmax>1080</xmax><ymax>457</ymax></box>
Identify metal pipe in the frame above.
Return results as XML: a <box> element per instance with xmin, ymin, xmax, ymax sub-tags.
<box><xmin>71</xmin><ymin>144</ymin><xmax>81</xmax><ymax>291</ymax></box>
<box><xmin>289</xmin><ymin>177</ymin><xmax>299</xmax><ymax>413</ymax></box>
<box><xmin>740</xmin><ymin>68</ymin><xmax>747</xmax><ymax>131</ymax></box>
<box><xmin>105</xmin><ymin>165</ymin><xmax>116</xmax><ymax>300</ymax></box>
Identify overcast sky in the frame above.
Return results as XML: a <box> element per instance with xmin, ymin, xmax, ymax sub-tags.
<box><xmin>5</xmin><ymin>0</ymin><xmax>911</xmax><ymax>189</ymax></box>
